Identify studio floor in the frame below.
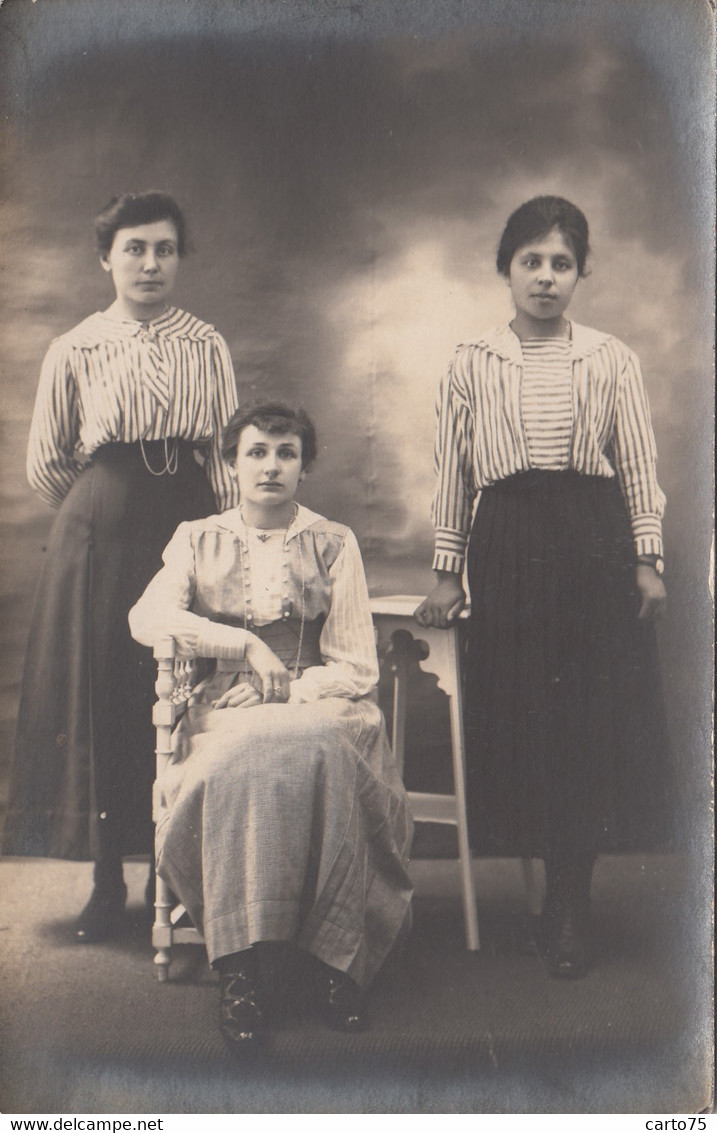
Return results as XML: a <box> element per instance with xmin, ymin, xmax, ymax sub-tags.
<box><xmin>0</xmin><ymin>852</ymin><xmax>710</xmax><ymax>1114</ymax></box>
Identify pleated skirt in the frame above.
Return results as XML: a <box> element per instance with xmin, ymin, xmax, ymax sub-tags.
<box><xmin>2</xmin><ymin>442</ymin><xmax>215</xmax><ymax>860</ymax></box>
<box><xmin>464</xmin><ymin>470</ymin><xmax>672</xmax><ymax>858</ymax></box>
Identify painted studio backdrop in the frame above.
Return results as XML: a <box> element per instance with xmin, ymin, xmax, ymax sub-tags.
<box><xmin>0</xmin><ymin>1</ymin><xmax>713</xmax><ymax>837</ymax></box>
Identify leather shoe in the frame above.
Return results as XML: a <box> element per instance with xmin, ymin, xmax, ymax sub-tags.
<box><xmin>534</xmin><ymin>907</ymin><xmax>591</xmax><ymax>979</ymax></box>
<box><xmin>219</xmin><ymin>969</ymin><xmax>268</xmax><ymax>1052</ymax></box>
<box><xmin>314</xmin><ymin>963</ymin><xmax>368</xmax><ymax>1032</ymax></box>
<box><xmin>74</xmin><ymin>881</ymin><xmax>127</xmax><ymax>943</ymax></box>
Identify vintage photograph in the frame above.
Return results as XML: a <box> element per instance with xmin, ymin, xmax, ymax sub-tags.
<box><xmin>0</xmin><ymin>0</ymin><xmax>713</xmax><ymax>1116</ymax></box>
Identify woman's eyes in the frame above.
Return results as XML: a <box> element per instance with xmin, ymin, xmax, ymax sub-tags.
<box><xmin>125</xmin><ymin>244</ymin><xmax>176</xmax><ymax>255</ymax></box>
<box><xmin>247</xmin><ymin>448</ymin><xmax>298</xmax><ymax>460</ymax></box>
<box><xmin>523</xmin><ymin>257</ymin><xmax>573</xmax><ymax>271</ymax></box>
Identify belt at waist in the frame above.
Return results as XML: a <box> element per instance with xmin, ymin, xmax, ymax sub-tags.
<box><xmin>211</xmin><ymin>616</ymin><xmax>323</xmax><ymax>673</ymax></box>
<box><xmin>485</xmin><ymin>469</ymin><xmax>617</xmax><ymax>495</ymax></box>
<box><xmin>90</xmin><ymin>438</ymin><xmax>204</xmax><ymax>468</ymax></box>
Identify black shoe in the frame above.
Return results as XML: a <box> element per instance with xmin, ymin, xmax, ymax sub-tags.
<box><xmin>314</xmin><ymin>962</ymin><xmax>368</xmax><ymax>1032</ymax></box>
<box><xmin>534</xmin><ymin>907</ymin><xmax>591</xmax><ymax>979</ymax></box>
<box><xmin>219</xmin><ymin>969</ymin><xmax>268</xmax><ymax>1053</ymax></box>
<box><xmin>74</xmin><ymin>881</ymin><xmax>127</xmax><ymax>943</ymax></box>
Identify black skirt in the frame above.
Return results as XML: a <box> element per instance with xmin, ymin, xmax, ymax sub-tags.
<box><xmin>464</xmin><ymin>470</ymin><xmax>672</xmax><ymax>858</ymax></box>
<box><xmin>2</xmin><ymin>442</ymin><xmax>215</xmax><ymax>860</ymax></box>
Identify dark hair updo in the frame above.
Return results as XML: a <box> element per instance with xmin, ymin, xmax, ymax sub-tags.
<box><xmin>221</xmin><ymin>403</ymin><xmax>318</xmax><ymax>471</ymax></box>
<box><xmin>94</xmin><ymin>191</ymin><xmax>188</xmax><ymax>256</ymax></box>
<box><xmin>496</xmin><ymin>196</ymin><xmax>590</xmax><ymax>278</ymax></box>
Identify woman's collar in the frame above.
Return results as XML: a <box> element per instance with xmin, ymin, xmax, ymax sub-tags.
<box><xmin>98</xmin><ymin>305</ymin><xmax>178</xmax><ymax>330</ymax></box>
<box><xmin>476</xmin><ymin>321</ymin><xmax>612</xmax><ymax>362</ymax></box>
<box><xmin>60</xmin><ymin>306</ymin><xmax>216</xmax><ymax>348</ymax></box>
<box><xmin>213</xmin><ymin>503</ymin><xmax>323</xmax><ymax>542</ymax></box>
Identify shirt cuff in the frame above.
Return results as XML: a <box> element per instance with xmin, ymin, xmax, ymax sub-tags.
<box><xmin>631</xmin><ymin>515</ymin><xmax>664</xmax><ymax>559</ymax></box>
<box><xmin>195</xmin><ymin>620</ymin><xmax>248</xmax><ymax>661</ymax></box>
<box><xmin>433</xmin><ymin>527</ymin><xmax>468</xmax><ymax>574</ymax></box>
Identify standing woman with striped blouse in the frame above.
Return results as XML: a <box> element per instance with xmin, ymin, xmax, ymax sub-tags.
<box><xmin>3</xmin><ymin>192</ymin><xmax>239</xmax><ymax>943</ymax></box>
<box><xmin>415</xmin><ymin>196</ymin><xmax>672</xmax><ymax>978</ymax></box>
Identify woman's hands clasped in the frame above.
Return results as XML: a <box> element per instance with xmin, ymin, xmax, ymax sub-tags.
<box><xmin>414</xmin><ymin>572</ymin><xmax>466</xmax><ymax>629</ymax></box>
<box><xmin>212</xmin><ymin>636</ymin><xmax>291</xmax><ymax>710</ymax></box>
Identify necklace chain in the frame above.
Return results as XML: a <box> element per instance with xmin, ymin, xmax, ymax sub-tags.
<box><xmin>139</xmin><ymin>435</ymin><xmax>179</xmax><ymax>476</ymax></box>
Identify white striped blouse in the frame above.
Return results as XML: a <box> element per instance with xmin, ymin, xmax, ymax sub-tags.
<box><xmin>128</xmin><ymin>505</ymin><xmax>379</xmax><ymax>703</ymax></box>
<box><xmin>521</xmin><ymin>338</ymin><xmax>573</xmax><ymax>469</ymax></box>
<box><xmin>26</xmin><ymin>307</ymin><xmax>240</xmax><ymax>511</ymax></box>
<box><xmin>432</xmin><ymin>321</ymin><xmax>666</xmax><ymax>573</ymax></box>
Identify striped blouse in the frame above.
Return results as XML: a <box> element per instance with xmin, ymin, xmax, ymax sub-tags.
<box><xmin>521</xmin><ymin>338</ymin><xmax>573</xmax><ymax>469</ymax></box>
<box><xmin>26</xmin><ymin>306</ymin><xmax>239</xmax><ymax>511</ymax></box>
<box><xmin>128</xmin><ymin>505</ymin><xmax>379</xmax><ymax>703</ymax></box>
<box><xmin>432</xmin><ymin>321</ymin><xmax>666</xmax><ymax>573</ymax></box>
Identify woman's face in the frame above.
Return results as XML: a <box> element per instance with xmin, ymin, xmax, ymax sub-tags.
<box><xmin>101</xmin><ymin>219</ymin><xmax>180</xmax><ymax>317</ymax></box>
<box><xmin>507</xmin><ymin>227</ymin><xmax>579</xmax><ymax>327</ymax></box>
<box><xmin>233</xmin><ymin>426</ymin><xmax>304</xmax><ymax>516</ymax></box>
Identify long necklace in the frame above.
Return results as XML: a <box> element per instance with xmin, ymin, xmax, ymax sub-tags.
<box><xmin>139</xmin><ymin>434</ymin><xmax>179</xmax><ymax>476</ymax></box>
<box><xmin>137</xmin><ymin>314</ymin><xmax>178</xmax><ymax>476</ymax></box>
<box><xmin>238</xmin><ymin>504</ymin><xmax>307</xmax><ymax>679</ymax></box>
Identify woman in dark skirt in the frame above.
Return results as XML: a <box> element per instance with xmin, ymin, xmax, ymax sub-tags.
<box><xmin>415</xmin><ymin>196</ymin><xmax>671</xmax><ymax>978</ymax></box>
<box><xmin>2</xmin><ymin>191</ymin><xmax>239</xmax><ymax>942</ymax></box>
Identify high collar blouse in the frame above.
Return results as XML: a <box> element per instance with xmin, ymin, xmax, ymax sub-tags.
<box><xmin>26</xmin><ymin>307</ymin><xmax>239</xmax><ymax>511</ymax></box>
<box><xmin>128</xmin><ymin>505</ymin><xmax>380</xmax><ymax>704</ymax></box>
<box><xmin>431</xmin><ymin>321</ymin><xmax>666</xmax><ymax>573</ymax></box>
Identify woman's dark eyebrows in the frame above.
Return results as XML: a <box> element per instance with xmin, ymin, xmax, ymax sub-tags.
<box><xmin>122</xmin><ymin>238</ymin><xmax>176</xmax><ymax>247</ymax></box>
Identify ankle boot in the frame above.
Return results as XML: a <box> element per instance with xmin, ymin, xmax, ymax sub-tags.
<box><xmin>75</xmin><ymin>859</ymin><xmax>127</xmax><ymax>943</ymax></box>
<box><xmin>313</xmin><ymin>960</ymin><xmax>368</xmax><ymax>1032</ymax></box>
<box><xmin>536</xmin><ymin>853</ymin><xmax>595</xmax><ymax>978</ymax></box>
<box><xmin>216</xmin><ymin>948</ymin><xmax>268</xmax><ymax>1052</ymax></box>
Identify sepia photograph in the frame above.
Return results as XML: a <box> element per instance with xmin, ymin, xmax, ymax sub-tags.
<box><xmin>0</xmin><ymin>0</ymin><xmax>714</xmax><ymax>1117</ymax></box>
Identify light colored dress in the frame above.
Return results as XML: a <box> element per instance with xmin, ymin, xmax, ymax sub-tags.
<box><xmin>129</xmin><ymin>505</ymin><xmax>413</xmax><ymax>987</ymax></box>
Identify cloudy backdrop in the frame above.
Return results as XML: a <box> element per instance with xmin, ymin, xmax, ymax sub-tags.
<box><xmin>0</xmin><ymin>0</ymin><xmax>713</xmax><ymax>838</ymax></box>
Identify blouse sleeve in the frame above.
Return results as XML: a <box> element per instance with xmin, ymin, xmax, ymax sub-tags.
<box><xmin>26</xmin><ymin>339</ymin><xmax>86</xmax><ymax>508</ymax></box>
<box><xmin>430</xmin><ymin>350</ymin><xmax>478</xmax><ymax>574</ymax></box>
<box><xmin>205</xmin><ymin>333</ymin><xmax>240</xmax><ymax>512</ymax></box>
<box><xmin>612</xmin><ymin>349</ymin><xmax>666</xmax><ymax>558</ymax></box>
<box><xmin>288</xmin><ymin>529</ymin><xmax>379</xmax><ymax>703</ymax></box>
<box><xmin>128</xmin><ymin>522</ymin><xmax>249</xmax><ymax>660</ymax></box>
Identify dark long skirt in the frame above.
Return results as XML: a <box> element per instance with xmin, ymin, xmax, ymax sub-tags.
<box><xmin>2</xmin><ymin>441</ymin><xmax>215</xmax><ymax>861</ymax></box>
<box><xmin>464</xmin><ymin>470</ymin><xmax>672</xmax><ymax>859</ymax></box>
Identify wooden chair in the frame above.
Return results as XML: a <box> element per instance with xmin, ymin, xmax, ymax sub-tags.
<box><xmin>151</xmin><ymin>637</ymin><xmax>203</xmax><ymax>981</ymax></box>
<box><xmin>149</xmin><ymin>597</ymin><xmax>497</xmax><ymax>978</ymax></box>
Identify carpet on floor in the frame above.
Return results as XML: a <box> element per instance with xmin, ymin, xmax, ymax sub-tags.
<box><xmin>0</xmin><ymin>853</ymin><xmax>710</xmax><ymax>1114</ymax></box>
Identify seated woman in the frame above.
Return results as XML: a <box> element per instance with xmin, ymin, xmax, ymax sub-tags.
<box><xmin>129</xmin><ymin>402</ymin><xmax>413</xmax><ymax>1052</ymax></box>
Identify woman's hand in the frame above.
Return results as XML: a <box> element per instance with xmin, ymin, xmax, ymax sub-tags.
<box><xmin>636</xmin><ymin>564</ymin><xmax>667</xmax><ymax>621</ymax></box>
<box><xmin>244</xmin><ymin>635</ymin><xmax>291</xmax><ymax>702</ymax></box>
<box><xmin>212</xmin><ymin>682</ymin><xmax>262</xmax><ymax>710</ymax></box>
<box><xmin>414</xmin><ymin>572</ymin><xmax>467</xmax><ymax>629</ymax></box>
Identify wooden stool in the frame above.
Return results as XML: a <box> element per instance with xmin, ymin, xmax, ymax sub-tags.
<box><xmin>369</xmin><ymin>596</ymin><xmax>480</xmax><ymax>950</ymax></box>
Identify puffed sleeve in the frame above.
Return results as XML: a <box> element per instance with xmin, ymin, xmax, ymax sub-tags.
<box><xmin>288</xmin><ymin>529</ymin><xmax>379</xmax><ymax>703</ymax></box>
<box><xmin>128</xmin><ymin>522</ymin><xmax>249</xmax><ymax>660</ymax></box>
<box><xmin>430</xmin><ymin>349</ymin><xmax>478</xmax><ymax>573</ymax></box>
<box><xmin>612</xmin><ymin>348</ymin><xmax>666</xmax><ymax>558</ymax></box>
<box><xmin>26</xmin><ymin>339</ymin><xmax>86</xmax><ymax>508</ymax></box>
<box><xmin>205</xmin><ymin>333</ymin><xmax>240</xmax><ymax>512</ymax></box>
